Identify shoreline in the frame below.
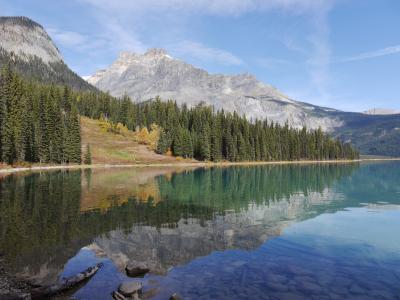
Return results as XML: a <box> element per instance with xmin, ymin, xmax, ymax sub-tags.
<box><xmin>1</xmin><ymin>158</ymin><xmax>400</xmax><ymax>174</ymax></box>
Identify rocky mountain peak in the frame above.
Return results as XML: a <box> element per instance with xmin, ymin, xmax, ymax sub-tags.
<box><xmin>114</xmin><ymin>49</ymin><xmax>173</xmax><ymax>66</ymax></box>
<box><xmin>0</xmin><ymin>16</ymin><xmax>42</xmax><ymax>29</ymax></box>
<box><xmin>144</xmin><ymin>48</ymin><xmax>169</xmax><ymax>57</ymax></box>
<box><xmin>0</xmin><ymin>16</ymin><xmax>63</xmax><ymax>64</ymax></box>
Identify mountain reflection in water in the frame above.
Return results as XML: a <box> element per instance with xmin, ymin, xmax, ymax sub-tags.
<box><xmin>1</xmin><ymin>162</ymin><xmax>400</xmax><ymax>299</ymax></box>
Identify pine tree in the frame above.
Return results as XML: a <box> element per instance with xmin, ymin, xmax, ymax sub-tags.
<box><xmin>84</xmin><ymin>144</ymin><xmax>92</xmax><ymax>165</ymax></box>
<box><xmin>199</xmin><ymin>125</ymin><xmax>211</xmax><ymax>161</ymax></box>
<box><xmin>156</xmin><ymin>130</ymin><xmax>172</xmax><ymax>154</ymax></box>
<box><xmin>0</xmin><ymin>66</ymin><xmax>13</xmax><ymax>160</ymax></box>
<box><xmin>173</xmin><ymin>127</ymin><xmax>193</xmax><ymax>158</ymax></box>
<box><xmin>38</xmin><ymin>91</ymin><xmax>50</xmax><ymax>163</ymax></box>
<box><xmin>68</xmin><ymin>107</ymin><xmax>81</xmax><ymax>164</ymax></box>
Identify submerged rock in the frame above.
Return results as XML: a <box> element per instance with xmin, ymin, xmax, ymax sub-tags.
<box><xmin>125</xmin><ymin>262</ymin><xmax>150</xmax><ymax>277</ymax></box>
<box><xmin>169</xmin><ymin>293</ymin><xmax>181</xmax><ymax>300</ymax></box>
<box><xmin>118</xmin><ymin>281</ymin><xmax>142</xmax><ymax>297</ymax></box>
<box><xmin>112</xmin><ymin>291</ymin><xmax>128</xmax><ymax>300</ymax></box>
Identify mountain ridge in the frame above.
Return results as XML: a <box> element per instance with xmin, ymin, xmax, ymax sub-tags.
<box><xmin>87</xmin><ymin>48</ymin><xmax>344</xmax><ymax>132</ymax></box>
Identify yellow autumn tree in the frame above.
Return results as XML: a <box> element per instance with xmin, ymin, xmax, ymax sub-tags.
<box><xmin>148</xmin><ymin>123</ymin><xmax>161</xmax><ymax>150</ymax></box>
<box><xmin>116</xmin><ymin>122</ymin><xmax>129</xmax><ymax>135</ymax></box>
<box><xmin>137</xmin><ymin>127</ymin><xmax>149</xmax><ymax>144</ymax></box>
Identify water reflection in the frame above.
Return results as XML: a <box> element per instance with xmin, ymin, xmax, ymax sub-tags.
<box><xmin>1</xmin><ymin>162</ymin><xmax>400</xmax><ymax>299</ymax></box>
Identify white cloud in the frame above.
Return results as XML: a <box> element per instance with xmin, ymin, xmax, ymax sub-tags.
<box><xmin>341</xmin><ymin>45</ymin><xmax>400</xmax><ymax>62</ymax></box>
<box><xmin>170</xmin><ymin>41</ymin><xmax>243</xmax><ymax>66</ymax></box>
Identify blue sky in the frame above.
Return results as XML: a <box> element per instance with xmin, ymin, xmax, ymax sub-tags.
<box><xmin>1</xmin><ymin>0</ymin><xmax>399</xmax><ymax>112</ymax></box>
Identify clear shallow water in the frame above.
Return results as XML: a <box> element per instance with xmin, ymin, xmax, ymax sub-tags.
<box><xmin>1</xmin><ymin>162</ymin><xmax>400</xmax><ymax>299</ymax></box>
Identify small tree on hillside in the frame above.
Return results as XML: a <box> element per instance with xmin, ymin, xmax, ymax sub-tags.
<box><xmin>84</xmin><ymin>144</ymin><xmax>92</xmax><ymax>165</ymax></box>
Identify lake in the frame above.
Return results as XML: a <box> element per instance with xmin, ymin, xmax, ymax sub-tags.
<box><xmin>1</xmin><ymin>162</ymin><xmax>400</xmax><ymax>299</ymax></box>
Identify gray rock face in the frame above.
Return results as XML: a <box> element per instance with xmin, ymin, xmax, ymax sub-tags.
<box><xmin>87</xmin><ymin>49</ymin><xmax>343</xmax><ymax>131</ymax></box>
<box><xmin>0</xmin><ymin>16</ymin><xmax>63</xmax><ymax>64</ymax></box>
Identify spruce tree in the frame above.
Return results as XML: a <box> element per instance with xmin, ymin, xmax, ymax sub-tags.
<box><xmin>199</xmin><ymin>125</ymin><xmax>211</xmax><ymax>161</ymax></box>
<box><xmin>84</xmin><ymin>144</ymin><xmax>92</xmax><ymax>165</ymax></box>
<box><xmin>156</xmin><ymin>130</ymin><xmax>172</xmax><ymax>154</ymax></box>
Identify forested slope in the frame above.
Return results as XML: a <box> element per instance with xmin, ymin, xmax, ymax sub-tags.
<box><xmin>77</xmin><ymin>92</ymin><xmax>359</xmax><ymax>161</ymax></box>
<box><xmin>0</xmin><ymin>67</ymin><xmax>359</xmax><ymax>166</ymax></box>
<box><xmin>0</xmin><ymin>48</ymin><xmax>96</xmax><ymax>92</ymax></box>
<box><xmin>0</xmin><ymin>67</ymin><xmax>81</xmax><ymax>165</ymax></box>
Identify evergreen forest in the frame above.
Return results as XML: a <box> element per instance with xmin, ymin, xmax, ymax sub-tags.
<box><xmin>0</xmin><ymin>67</ymin><xmax>81</xmax><ymax>164</ymax></box>
<box><xmin>0</xmin><ymin>67</ymin><xmax>359</xmax><ymax>165</ymax></box>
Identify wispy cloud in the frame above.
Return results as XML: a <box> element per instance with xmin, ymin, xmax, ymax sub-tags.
<box><xmin>306</xmin><ymin>7</ymin><xmax>332</xmax><ymax>104</ymax></box>
<box><xmin>48</xmin><ymin>28</ymin><xmax>112</xmax><ymax>54</ymax></box>
<box><xmin>341</xmin><ymin>45</ymin><xmax>400</xmax><ymax>62</ymax></box>
<box><xmin>75</xmin><ymin>0</ymin><xmax>333</xmax><ymax>68</ymax></box>
<box><xmin>170</xmin><ymin>41</ymin><xmax>243</xmax><ymax>66</ymax></box>
<box><xmin>280</xmin><ymin>36</ymin><xmax>308</xmax><ymax>54</ymax></box>
<box><xmin>255</xmin><ymin>57</ymin><xmax>293</xmax><ymax>69</ymax></box>
<box><xmin>48</xmin><ymin>28</ymin><xmax>88</xmax><ymax>48</ymax></box>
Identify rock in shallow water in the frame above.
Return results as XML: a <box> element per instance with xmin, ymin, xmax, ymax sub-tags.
<box><xmin>118</xmin><ymin>281</ymin><xmax>142</xmax><ymax>297</ymax></box>
<box><xmin>126</xmin><ymin>262</ymin><xmax>150</xmax><ymax>277</ymax></box>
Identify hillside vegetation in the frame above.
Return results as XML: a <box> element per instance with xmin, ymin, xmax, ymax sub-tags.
<box><xmin>80</xmin><ymin>117</ymin><xmax>181</xmax><ymax>164</ymax></box>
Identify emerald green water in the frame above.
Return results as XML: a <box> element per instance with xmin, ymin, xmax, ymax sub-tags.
<box><xmin>1</xmin><ymin>162</ymin><xmax>399</xmax><ymax>299</ymax></box>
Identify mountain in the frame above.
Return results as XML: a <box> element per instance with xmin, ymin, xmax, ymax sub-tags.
<box><xmin>363</xmin><ymin>108</ymin><xmax>400</xmax><ymax>115</ymax></box>
<box><xmin>88</xmin><ymin>49</ymin><xmax>342</xmax><ymax>132</ymax></box>
<box><xmin>87</xmin><ymin>49</ymin><xmax>400</xmax><ymax>157</ymax></box>
<box><xmin>0</xmin><ymin>16</ymin><xmax>95</xmax><ymax>91</ymax></box>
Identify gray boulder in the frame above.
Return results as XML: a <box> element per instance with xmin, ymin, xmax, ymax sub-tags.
<box><xmin>125</xmin><ymin>262</ymin><xmax>150</xmax><ymax>277</ymax></box>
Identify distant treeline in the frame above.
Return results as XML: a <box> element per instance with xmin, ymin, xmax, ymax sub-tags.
<box><xmin>0</xmin><ymin>67</ymin><xmax>81</xmax><ymax>164</ymax></box>
<box><xmin>0</xmin><ymin>67</ymin><xmax>358</xmax><ymax>165</ymax></box>
<box><xmin>77</xmin><ymin>92</ymin><xmax>359</xmax><ymax>161</ymax></box>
